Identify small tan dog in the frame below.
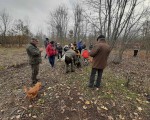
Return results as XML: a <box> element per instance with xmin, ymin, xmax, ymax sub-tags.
<box><xmin>24</xmin><ymin>82</ymin><xmax>42</xmax><ymax>100</ymax></box>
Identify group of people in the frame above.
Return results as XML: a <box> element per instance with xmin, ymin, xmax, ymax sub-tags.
<box><xmin>26</xmin><ymin>35</ymin><xmax>111</xmax><ymax>88</ymax></box>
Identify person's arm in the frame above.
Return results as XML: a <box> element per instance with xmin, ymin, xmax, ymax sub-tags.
<box><xmin>28</xmin><ymin>46</ymin><xmax>41</xmax><ymax>56</ymax></box>
<box><xmin>90</xmin><ymin>44</ymin><xmax>100</xmax><ymax>57</ymax></box>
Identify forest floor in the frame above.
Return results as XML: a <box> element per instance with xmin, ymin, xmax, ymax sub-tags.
<box><xmin>0</xmin><ymin>47</ymin><xmax>149</xmax><ymax>120</ymax></box>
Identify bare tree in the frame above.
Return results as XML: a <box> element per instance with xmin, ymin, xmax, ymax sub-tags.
<box><xmin>143</xmin><ymin>20</ymin><xmax>150</xmax><ymax>60</ymax></box>
<box><xmin>48</xmin><ymin>5</ymin><xmax>69</xmax><ymax>43</ymax></box>
<box><xmin>83</xmin><ymin>0</ymin><xmax>149</xmax><ymax>63</ymax></box>
<box><xmin>73</xmin><ymin>4</ymin><xmax>83</xmax><ymax>42</ymax></box>
<box><xmin>0</xmin><ymin>9</ymin><xmax>11</xmax><ymax>46</ymax></box>
<box><xmin>84</xmin><ymin>0</ymin><xmax>148</xmax><ymax>45</ymax></box>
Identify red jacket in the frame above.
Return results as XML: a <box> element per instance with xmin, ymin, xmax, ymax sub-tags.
<box><xmin>82</xmin><ymin>49</ymin><xmax>89</xmax><ymax>58</ymax></box>
<box><xmin>46</xmin><ymin>44</ymin><xmax>57</xmax><ymax>57</ymax></box>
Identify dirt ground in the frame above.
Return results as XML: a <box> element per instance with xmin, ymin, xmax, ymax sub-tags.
<box><xmin>0</xmin><ymin>47</ymin><xmax>149</xmax><ymax>120</ymax></box>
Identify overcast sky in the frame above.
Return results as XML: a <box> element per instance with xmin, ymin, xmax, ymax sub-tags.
<box><xmin>0</xmin><ymin>0</ymin><xmax>149</xmax><ymax>36</ymax></box>
<box><xmin>0</xmin><ymin>0</ymin><xmax>76</xmax><ymax>35</ymax></box>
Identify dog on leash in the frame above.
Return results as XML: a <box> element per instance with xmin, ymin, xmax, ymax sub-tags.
<box><xmin>24</xmin><ymin>82</ymin><xmax>42</xmax><ymax>100</ymax></box>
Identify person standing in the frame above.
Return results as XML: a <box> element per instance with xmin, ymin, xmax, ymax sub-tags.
<box><xmin>26</xmin><ymin>38</ymin><xmax>43</xmax><ymax>84</ymax></box>
<box><xmin>77</xmin><ymin>40</ymin><xmax>83</xmax><ymax>54</ymax></box>
<box><xmin>133</xmin><ymin>44</ymin><xmax>140</xmax><ymax>57</ymax></box>
<box><xmin>44</xmin><ymin>38</ymin><xmax>49</xmax><ymax>59</ymax></box>
<box><xmin>46</xmin><ymin>41</ymin><xmax>57</xmax><ymax>68</ymax></box>
<box><xmin>89</xmin><ymin>43</ymin><xmax>93</xmax><ymax>52</ymax></box>
<box><xmin>56</xmin><ymin>43</ymin><xmax>63</xmax><ymax>60</ymax></box>
<box><xmin>88</xmin><ymin>35</ymin><xmax>111</xmax><ymax>88</ymax></box>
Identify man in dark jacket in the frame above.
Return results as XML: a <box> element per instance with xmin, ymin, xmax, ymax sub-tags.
<box><xmin>44</xmin><ymin>38</ymin><xmax>49</xmax><ymax>58</ymax></box>
<box><xmin>56</xmin><ymin>43</ymin><xmax>63</xmax><ymax>60</ymax></box>
<box><xmin>88</xmin><ymin>35</ymin><xmax>111</xmax><ymax>88</ymax></box>
<box><xmin>26</xmin><ymin>38</ymin><xmax>43</xmax><ymax>84</ymax></box>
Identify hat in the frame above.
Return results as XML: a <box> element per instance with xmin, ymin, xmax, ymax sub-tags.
<box><xmin>31</xmin><ymin>38</ymin><xmax>38</xmax><ymax>41</ymax></box>
<box><xmin>50</xmin><ymin>41</ymin><xmax>54</xmax><ymax>44</ymax></box>
<box><xmin>46</xmin><ymin>38</ymin><xmax>49</xmax><ymax>41</ymax></box>
<box><xmin>97</xmin><ymin>35</ymin><xmax>105</xmax><ymax>41</ymax></box>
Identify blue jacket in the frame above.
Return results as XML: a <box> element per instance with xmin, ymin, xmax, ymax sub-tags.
<box><xmin>77</xmin><ymin>41</ymin><xmax>83</xmax><ymax>49</ymax></box>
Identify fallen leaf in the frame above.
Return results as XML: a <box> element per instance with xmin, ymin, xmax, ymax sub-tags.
<box><xmin>97</xmin><ymin>107</ymin><xmax>101</xmax><ymax>111</ymax></box>
<box><xmin>108</xmin><ymin>116</ymin><xmax>114</xmax><ymax>120</ymax></box>
<box><xmin>137</xmin><ymin>107</ymin><xmax>142</xmax><ymax>111</ymax></box>
<box><xmin>56</xmin><ymin>96</ymin><xmax>59</xmax><ymax>98</ymax></box>
<box><xmin>79</xmin><ymin>96</ymin><xmax>84</xmax><ymax>101</ymax></box>
<box><xmin>16</xmin><ymin>115</ymin><xmax>21</xmax><ymax>119</ymax></box>
<box><xmin>118</xmin><ymin>114</ymin><xmax>125</xmax><ymax>120</ymax></box>
<box><xmin>29</xmin><ymin>105</ymin><xmax>33</xmax><ymax>108</ymax></box>
<box><xmin>83</xmin><ymin>105</ymin><xmax>87</xmax><ymax>109</ymax></box>
<box><xmin>65</xmin><ymin>117</ymin><xmax>69</xmax><ymax>120</ymax></box>
<box><xmin>101</xmin><ymin>106</ymin><xmax>108</xmax><ymax>110</ymax></box>
<box><xmin>85</xmin><ymin>100</ymin><xmax>90</xmax><ymax>105</ymax></box>
<box><xmin>10</xmin><ymin>116</ymin><xmax>15</xmax><ymax>120</ymax></box>
<box><xmin>43</xmin><ymin>92</ymin><xmax>47</xmax><ymax>96</ymax></box>
<box><xmin>94</xmin><ymin>100</ymin><xmax>97</xmax><ymax>104</ymax></box>
<box><xmin>136</xmin><ymin>98</ymin><xmax>142</xmax><ymax>103</ymax></box>
<box><xmin>32</xmin><ymin>115</ymin><xmax>37</xmax><ymax>118</ymax></box>
<box><xmin>47</xmin><ymin>87</ymin><xmax>52</xmax><ymax>90</ymax></box>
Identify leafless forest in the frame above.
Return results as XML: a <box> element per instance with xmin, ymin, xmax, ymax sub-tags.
<box><xmin>0</xmin><ymin>0</ymin><xmax>150</xmax><ymax>120</ymax></box>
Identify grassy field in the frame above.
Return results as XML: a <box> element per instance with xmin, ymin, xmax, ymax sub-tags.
<box><xmin>0</xmin><ymin>47</ymin><xmax>149</xmax><ymax>120</ymax></box>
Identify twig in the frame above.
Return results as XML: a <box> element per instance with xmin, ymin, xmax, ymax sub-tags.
<box><xmin>20</xmin><ymin>110</ymin><xmax>25</xmax><ymax>117</ymax></box>
<box><xmin>77</xmin><ymin>105</ymin><xmax>82</xmax><ymax>120</ymax></box>
<box><xmin>33</xmin><ymin>105</ymin><xmax>50</xmax><ymax>109</ymax></box>
<box><xmin>9</xmin><ymin>107</ymin><xmax>18</xmax><ymax>116</ymax></box>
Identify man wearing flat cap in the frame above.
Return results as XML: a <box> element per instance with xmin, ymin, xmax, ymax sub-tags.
<box><xmin>88</xmin><ymin>35</ymin><xmax>111</xmax><ymax>88</ymax></box>
<box><xmin>26</xmin><ymin>38</ymin><xmax>43</xmax><ymax>85</ymax></box>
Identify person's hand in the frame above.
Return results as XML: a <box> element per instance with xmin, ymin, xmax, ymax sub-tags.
<box><xmin>39</xmin><ymin>48</ymin><xmax>43</xmax><ymax>52</ymax></box>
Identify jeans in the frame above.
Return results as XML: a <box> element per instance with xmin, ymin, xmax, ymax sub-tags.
<box><xmin>89</xmin><ymin>68</ymin><xmax>103</xmax><ymax>87</ymax></box>
<box><xmin>57</xmin><ymin>51</ymin><xmax>62</xmax><ymax>59</ymax></box>
<box><xmin>48</xmin><ymin>55</ymin><xmax>55</xmax><ymax>67</ymax></box>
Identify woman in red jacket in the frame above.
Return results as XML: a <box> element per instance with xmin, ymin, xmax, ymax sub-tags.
<box><xmin>46</xmin><ymin>41</ymin><xmax>57</xmax><ymax>68</ymax></box>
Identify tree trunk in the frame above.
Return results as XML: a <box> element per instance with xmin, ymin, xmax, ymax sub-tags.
<box><xmin>113</xmin><ymin>48</ymin><xmax>124</xmax><ymax>64</ymax></box>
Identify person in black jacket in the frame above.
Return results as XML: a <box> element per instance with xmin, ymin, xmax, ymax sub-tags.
<box><xmin>56</xmin><ymin>43</ymin><xmax>63</xmax><ymax>60</ymax></box>
<box><xmin>44</xmin><ymin>38</ymin><xmax>49</xmax><ymax>58</ymax></box>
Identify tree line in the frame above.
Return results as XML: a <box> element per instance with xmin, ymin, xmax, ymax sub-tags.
<box><xmin>0</xmin><ymin>0</ymin><xmax>150</xmax><ymax>62</ymax></box>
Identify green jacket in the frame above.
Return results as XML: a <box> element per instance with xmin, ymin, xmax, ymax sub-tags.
<box><xmin>26</xmin><ymin>43</ymin><xmax>42</xmax><ymax>65</ymax></box>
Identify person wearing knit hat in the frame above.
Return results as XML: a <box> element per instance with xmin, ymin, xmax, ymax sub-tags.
<box><xmin>97</xmin><ymin>35</ymin><xmax>105</xmax><ymax>41</ymax></box>
<box><xmin>88</xmin><ymin>35</ymin><xmax>111</xmax><ymax>88</ymax></box>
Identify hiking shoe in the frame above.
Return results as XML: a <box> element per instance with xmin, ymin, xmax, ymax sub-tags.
<box><xmin>94</xmin><ymin>85</ymin><xmax>100</xmax><ymax>88</ymax></box>
<box><xmin>88</xmin><ymin>85</ymin><xmax>94</xmax><ymax>88</ymax></box>
<box><xmin>71</xmin><ymin>70</ymin><xmax>75</xmax><ymax>72</ymax></box>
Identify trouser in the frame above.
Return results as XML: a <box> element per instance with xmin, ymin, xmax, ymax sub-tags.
<box><xmin>58</xmin><ymin>51</ymin><xmax>62</xmax><ymax>59</ymax></box>
<box><xmin>89</xmin><ymin>68</ymin><xmax>103</xmax><ymax>87</ymax></box>
<box><xmin>48</xmin><ymin>55</ymin><xmax>55</xmax><ymax>67</ymax></box>
<box><xmin>78</xmin><ymin>48</ymin><xmax>82</xmax><ymax>54</ymax></box>
<box><xmin>133</xmin><ymin>50</ymin><xmax>138</xmax><ymax>57</ymax></box>
<box><xmin>65</xmin><ymin>56</ymin><xmax>75</xmax><ymax>73</ymax></box>
<box><xmin>31</xmin><ymin>64</ymin><xmax>39</xmax><ymax>84</ymax></box>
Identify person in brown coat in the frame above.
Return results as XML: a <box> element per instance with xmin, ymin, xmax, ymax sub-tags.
<box><xmin>88</xmin><ymin>35</ymin><xmax>111</xmax><ymax>88</ymax></box>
